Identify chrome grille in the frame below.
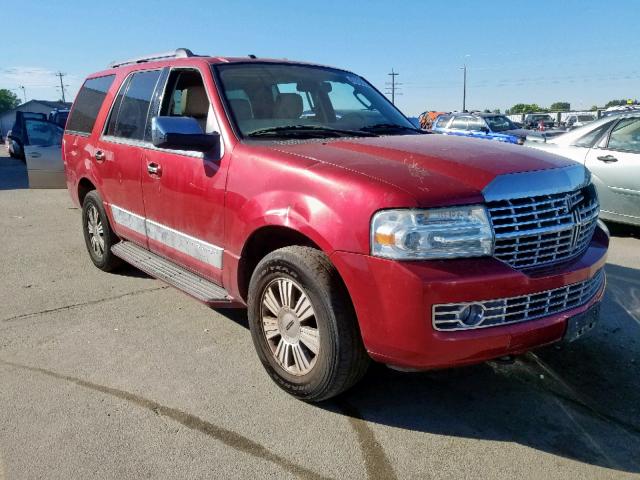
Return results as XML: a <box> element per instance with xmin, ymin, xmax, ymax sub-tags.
<box><xmin>488</xmin><ymin>184</ymin><xmax>599</xmax><ymax>269</ymax></box>
<box><xmin>433</xmin><ymin>269</ymin><xmax>604</xmax><ymax>331</ymax></box>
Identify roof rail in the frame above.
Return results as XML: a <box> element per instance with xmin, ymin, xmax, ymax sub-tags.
<box><xmin>109</xmin><ymin>48</ymin><xmax>199</xmax><ymax>68</ymax></box>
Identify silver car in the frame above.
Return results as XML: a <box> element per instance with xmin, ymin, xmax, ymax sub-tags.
<box><xmin>526</xmin><ymin>114</ymin><xmax>640</xmax><ymax>227</ymax></box>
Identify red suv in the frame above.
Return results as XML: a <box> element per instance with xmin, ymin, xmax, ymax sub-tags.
<box><xmin>63</xmin><ymin>49</ymin><xmax>607</xmax><ymax>401</ymax></box>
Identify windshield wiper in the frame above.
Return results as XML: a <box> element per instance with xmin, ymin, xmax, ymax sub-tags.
<box><xmin>247</xmin><ymin>125</ymin><xmax>377</xmax><ymax>138</ymax></box>
<box><xmin>360</xmin><ymin>123</ymin><xmax>424</xmax><ymax>134</ymax></box>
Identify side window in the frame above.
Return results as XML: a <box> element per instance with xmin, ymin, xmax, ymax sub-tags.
<box><xmin>435</xmin><ymin>115</ymin><xmax>451</xmax><ymax>128</ymax></box>
<box><xmin>468</xmin><ymin>117</ymin><xmax>486</xmax><ymax>132</ymax></box>
<box><xmin>25</xmin><ymin>120</ymin><xmax>63</xmax><ymax>146</ymax></box>
<box><xmin>110</xmin><ymin>70</ymin><xmax>161</xmax><ymax>140</ymax></box>
<box><xmin>573</xmin><ymin>122</ymin><xmax>613</xmax><ymax>148</ymax></box>
<box><xmin>607</xmin><ymin>118</ymin><xmax>640</xmax><ymax>153</ymax></box>
<box><xmin>449</xmin><ymin>117</ymin><xmax>468</xmax><ymax>130</ymax></box>
<box><xmin>66</xmin><ymin>75</ymin><xmax>115</xmax><ymax>134</ymax></box>
<box><xmin>160</xmin><ymin>70</ymin><xmax>213</xmax><ymax>133</ymax></box>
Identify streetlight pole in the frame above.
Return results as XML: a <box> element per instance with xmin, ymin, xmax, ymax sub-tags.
<box><xmin>19</xmin><ymin>86</ymin><xmax>27</xmax><ymax>104</ymax></box>
<box><xmin>462</xmin><ymin>63</ymin><xmax>467</xmax><ymax>112</ymax></box>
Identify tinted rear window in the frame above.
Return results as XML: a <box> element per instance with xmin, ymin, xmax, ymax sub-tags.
<box><xmin>66</xmin><ymin>75</ymin><xmax>115</xmax><ymax>135</ymax></box>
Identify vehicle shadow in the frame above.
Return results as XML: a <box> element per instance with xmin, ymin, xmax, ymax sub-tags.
<box><xmin>0</xmin><ymin>156</ymin><xmax>28</xmax><ymax>190</ymax></box>
<box><xmin>606</xmin><ymin>221</ymin><xmax>640</xmax><ymax>239</ymax></box>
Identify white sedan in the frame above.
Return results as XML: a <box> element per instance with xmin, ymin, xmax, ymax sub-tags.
<box><xmin>526</xmin><ymin>114</ymin><xmax>640</xmax><ymax>227</ymax></box>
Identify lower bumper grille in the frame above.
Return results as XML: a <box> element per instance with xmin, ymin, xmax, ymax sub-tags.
<box><xmin>432</xmin><ymin>269</ymin><xmax>605</xmax><ymax>331</ymax></box>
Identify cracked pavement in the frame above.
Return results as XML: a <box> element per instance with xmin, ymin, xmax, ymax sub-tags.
<box><xmin>1</xmin><ymin>149</ymin><xmax>639</xmax><ymax>479</ymax></box>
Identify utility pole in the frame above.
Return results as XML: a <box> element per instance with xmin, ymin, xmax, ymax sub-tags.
<box><xmin>460</xmin><ymin>54</ymin><xmax>470</xmax><ymax>112</ymax></box>
<box><xmin>385</xmin><ymin>69</ymin><xmax>402</xmax><ymax>105</ymax></box>
<box><xmin>461</xmin><ymin>63</ymin><xmax>467</xmax><ymax>112</ymax></box>
<box><xmin>19</xmin><ymin>86</ymin><xmax>27</xmax><ymax>104</ymax></box>
<box><xmin>56</xmin><ymin>72</ymin><xmax>67</xmax><ymax>103</ymax></box>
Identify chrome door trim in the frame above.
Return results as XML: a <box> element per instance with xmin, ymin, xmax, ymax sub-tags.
<box><xmin>145</xmin><ymin>218</ymin><xmax>223</xmax><ymax>268</ymax></box>
<box><xmin>109</xmin><ymin>204</ymin><xmax>223</xmax><ymax>269</ymax></box>
<box><xmin>110</xmin><ymin>204</ymin><xmax>147</xmax><ymax>236</ymax></box>
<box><xmin>482</xmin><ymin>164</ymin><xmax>590</xmax><ymax>202</ymax></box>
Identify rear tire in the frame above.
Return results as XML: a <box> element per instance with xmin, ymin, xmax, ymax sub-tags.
<box><xmin>248</xmin><ymin>246</ymin><xmax>370</xmax><ymax>402</ymax></box>
<box><xmin>81</xmin><ymin>191</ymin><xmax>122</xmax><ymax>272</ymax></box>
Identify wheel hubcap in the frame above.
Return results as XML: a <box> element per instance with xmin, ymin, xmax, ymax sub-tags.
<box><xmin>86</xmin><ymin>205</ymin><xmax>105</xmax><ymax>258</ymax></box>
<box><xmin>261</xmin><ymin>278</ymin><xmax>320</xmax><ymax>376</ymax></box>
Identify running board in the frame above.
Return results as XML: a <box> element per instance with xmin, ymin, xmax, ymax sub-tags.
<box><xmin>111</xmin><ymin>241</ymin><xmax>233</xmax><ymax>306</ymax></box>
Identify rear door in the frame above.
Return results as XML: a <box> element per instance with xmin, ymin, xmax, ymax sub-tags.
<box><xmin>23</xmin><ymin>119</ymin><xmax>65</xmax><ymax>188</ymax></box>
<box><xmin>585</xmin><ymin>117</ymin><xmax>640</xmax><ymax>222</ymax></box>
<box><xmin>95</xmin><ymin>69</ymin><xmax>164</xmax><ymax>247</ymax></box>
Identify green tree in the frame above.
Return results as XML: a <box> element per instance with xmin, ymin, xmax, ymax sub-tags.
<box><xmin>0</xmin><ymin>89</ymin><xmax>20</xmax><ymax>114</ymax></box>
<box><xmin>550</xmin><ymin>102</ymin><xmax>570</xmax><ymax>111</ymax></box>
<box><xmin>590</xmin><ymin>105</ymin><xmax>598</xmax><ymax>111</ymax></box>
<box><xmin>509</xmin><ymin>103</ymin><xmax>546</xmax><ymax>114</ymax></box>
<box><xmin>604</xmin><ymin>99</ymin><xmax>638</xmax><ymax>108</ymax></box>
<box><xmin>492</xmin><ymin>109</ymin><xmax>501</xmax><ymax>114</ymax></box>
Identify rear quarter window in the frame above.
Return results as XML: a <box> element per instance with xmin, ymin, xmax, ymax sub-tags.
<box><xmin>66</xmin><ymin>75</ymin><xmax>116</xmax><ymax>135</ymax></box>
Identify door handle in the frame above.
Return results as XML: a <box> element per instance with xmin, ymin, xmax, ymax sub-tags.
<box><xmin>94</xmin><ymin>150</ymin><xmax>105</xmax><ymax>162</ymax></box>
<box><xmin>29</xmin><ymin>152</ymin><xmax>42</xmax><ymax>158</ymax></box>
<box><xmin>147</xmin><ymin>162</ymin><xmax>162</xmax><ymax>176</ymax></box>
<box><xmin>597</xmin><ymin>155</ymin><xmax>618</xmax><ymax>163</ymax></box>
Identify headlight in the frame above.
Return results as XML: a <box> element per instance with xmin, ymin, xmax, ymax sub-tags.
<box><xmin>371</xmin><ymin>206</ymin><xmax>494</xmax><ymax>260</ymax></box>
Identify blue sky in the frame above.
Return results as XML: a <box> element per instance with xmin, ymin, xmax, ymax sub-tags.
<box><xmin>2</xmin><ymin>0</ymin><xmax>638</xmax><ymax>115</ymax></box>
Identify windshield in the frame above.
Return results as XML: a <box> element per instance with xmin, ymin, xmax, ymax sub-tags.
<box><xmin>214</xmin><ymin>63</ymin><xmax>418</xmax><ymax>139</ymax></box>
<box><xmin>484</xmin><ymin>115</ymin><xmax>516</xmax><ymax>132</ymax></box>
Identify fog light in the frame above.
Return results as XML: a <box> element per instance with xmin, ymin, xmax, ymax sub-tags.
<box><xmin>460</xmin><ymin>303</ymin><xmax>485</xmax><ymax>326</ymax></box>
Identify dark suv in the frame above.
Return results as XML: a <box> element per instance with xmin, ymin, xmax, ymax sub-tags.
<box><xmin>524</xmin><ymin>113</ymin><xmax>555</xmax><ymax>129</ymax></box>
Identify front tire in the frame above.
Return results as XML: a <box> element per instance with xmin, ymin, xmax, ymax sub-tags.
<box><xmin>248</xmin><ymin>246</ymin><xmax>370</xmax><ymax>401</ymax></box>
<box><xmin>81</xmin><ymin>191</ymin><xmax>122</xmax><ymax>272</ymax></box>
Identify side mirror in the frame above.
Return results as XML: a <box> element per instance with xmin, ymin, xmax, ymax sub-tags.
<box><xmin>151</xmin><ymin>116</ymin><xmax>220</xmax><ymax>153</ymax></box>
<box><xmin>480</xmin><ymin>126</ymin><xmax>490</xmax><ymax>133</ymax></box>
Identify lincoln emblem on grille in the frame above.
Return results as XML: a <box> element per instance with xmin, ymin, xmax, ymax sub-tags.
<box><xmin>563</xmin><ymin>194</ymin><xmax>572</xmax><ymax>214</ymax></box>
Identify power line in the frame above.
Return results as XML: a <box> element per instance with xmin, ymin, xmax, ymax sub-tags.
<box><xmin>385</xmin><ymin>69</ymin><xmax>402</xmax><ymax>104</ymax></box>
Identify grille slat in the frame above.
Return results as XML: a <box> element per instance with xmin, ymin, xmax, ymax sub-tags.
<box><xmin>433</xmin><ymin>270</ymin><xmax>604</xmax><ymax>331</ymax></box>
<box><xmin>488</xmin><ymin>185</ymin><xmax>599</xmax><ymax>269</ymax></box>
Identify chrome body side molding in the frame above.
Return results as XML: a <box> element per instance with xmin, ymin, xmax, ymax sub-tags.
<box><xmin>110</xmin><ymin>205</ymin><xmax>147</xmax><ymax>236</ymax></box>
<box><xmin>109</xmin><ymin>204</ymin><xmax>223</xmax><ymax>269</ymax></box>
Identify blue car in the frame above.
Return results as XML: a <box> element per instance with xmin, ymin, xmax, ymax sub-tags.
<box><xmin>432</xmin><ymin>112</ymin><xmax>528</xmax><ymax>145</ymax></box>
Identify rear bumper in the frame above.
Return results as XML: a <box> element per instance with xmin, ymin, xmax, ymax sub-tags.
<box><xmin>330</xmin><ymin>226</ymin><xmax>608</xmax><ymax>370</ymax></box>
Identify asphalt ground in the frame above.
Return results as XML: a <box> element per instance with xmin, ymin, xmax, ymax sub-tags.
<box><xmin>1</xmin><ymin>147</ymin><xmax>639</xmax><ymax>479</ymax></box>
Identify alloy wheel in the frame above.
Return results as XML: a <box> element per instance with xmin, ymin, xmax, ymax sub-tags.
<box><xmin>86</xmin><ymin>204</ymin><xmax>105</xmax><ymax>258</ymax></box>
<box><xmin>261</xmin><ymin>277</ymin><xmax>320</xmax><ymax>376</ymax></box>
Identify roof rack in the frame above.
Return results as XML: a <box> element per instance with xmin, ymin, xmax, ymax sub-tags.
<box><xmin>109</xmin><ymin>48</ymin><xmax>199</xmax><ymax>68</ymax></box>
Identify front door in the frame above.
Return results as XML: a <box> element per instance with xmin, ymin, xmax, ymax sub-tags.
<box><xmin>141</xmin><ymin>68</ymin><xmax>229</xmax><ymax>285</ymax></box>
<box><xmin>585</xmin><ymin>117</ymin><xmax>640</xmax><ymax>223</ymax></box>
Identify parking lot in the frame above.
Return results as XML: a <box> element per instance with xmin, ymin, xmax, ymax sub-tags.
<box><xmin>0</xmin><ymin>147</ymin><xmax>639</xmax><ymax>479</ymax></box>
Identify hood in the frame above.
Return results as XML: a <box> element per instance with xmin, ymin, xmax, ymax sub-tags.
<box><xmin>264</xmin><ymin>134</ymin><xmax>574</xmax><ymax>205</ymax></box>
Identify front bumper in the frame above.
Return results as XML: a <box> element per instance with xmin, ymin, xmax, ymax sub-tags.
<box><xmin>330</xmin><ymin>226</ymin><xmax>608</xmax><ymax>370</ymax></box>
